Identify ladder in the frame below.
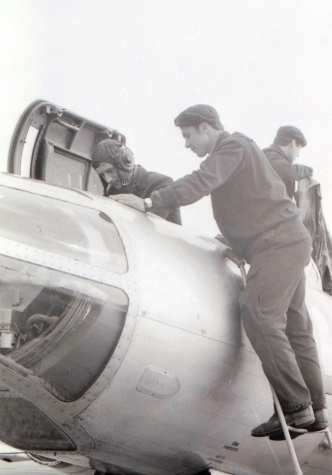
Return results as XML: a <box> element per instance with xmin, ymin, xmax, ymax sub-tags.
<box><xmin>222</xmin><ymin>247</ymin><xmax>332</xmax><ymax>475</ymax></box>
<box><xmin>270</xmin><ymin>384</ymin><xmax>331</xmax><ymax>475</ymax></box>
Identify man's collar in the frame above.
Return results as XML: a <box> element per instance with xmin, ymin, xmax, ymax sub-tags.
<box><xmin>209</xmin><ymin>131</ymin><xmax>230</xmax><ymax>154</ymax></box>
<box><xmin>216</xmin><ymin>130</ymin><xmax>230</xmax><ymax>143</ymax></box>
<box><xmin>270</xmin><ymin>144</ymin><xmax>291</xmax><ymax>162</ymax></box>
<box><xmin>132</xmin><ymin>165</ymin><xmax>146</xmax><ymax>190</ymax></box>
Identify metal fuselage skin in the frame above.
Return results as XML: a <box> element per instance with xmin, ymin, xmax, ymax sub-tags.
<box><xmin>0</xmin><ymin>173</ymin><xmax>331</xmax><ymax>475</ymax></box>
<box><xmin>1</xmin><ymin>100</ymin><xmax>331</xmax><ymax>475</ymax></box>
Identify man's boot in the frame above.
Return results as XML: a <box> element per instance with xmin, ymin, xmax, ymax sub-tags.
<box><xmin>251</xmin><ymin>405</ymin><xmax>315</xmax><ymax>438</ymax></box>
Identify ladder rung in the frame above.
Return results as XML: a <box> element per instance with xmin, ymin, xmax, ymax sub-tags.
<box><xmin>285</xmin><ymin>426</ymin><xmax>307</xmax><ymax>434</ymax></box>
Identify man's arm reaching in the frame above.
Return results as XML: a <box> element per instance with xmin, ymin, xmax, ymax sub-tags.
<box><xmin>111</xmin><ymin>137</ymin><xmax>244</xmax><ymax>213</ymax></box>
<box><xmin>111</xmin><ymin>194</ymin><xmax>146</xmax><ymax>211</ymax></box>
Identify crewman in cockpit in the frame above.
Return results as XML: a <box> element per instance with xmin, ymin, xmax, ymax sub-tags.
<box><xmin>111</xmin><ymin>104</ymin><xmax>328</xmax><ymax>440</ymax></box>
<box><xmin>263</xmin><ymin>126</ymin><xmax>313</xmax><ymax>199</ymax></box>
<box><xmin>91</xmin><ymin>139</ymin><xmax>181</xmax><ymax>225</ymax></box>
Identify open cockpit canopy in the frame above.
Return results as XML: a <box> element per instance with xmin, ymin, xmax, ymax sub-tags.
<box><xmin>8</xmin><ymin>99</ymin><xmax>126</xmax><ymax>194</ymax></box>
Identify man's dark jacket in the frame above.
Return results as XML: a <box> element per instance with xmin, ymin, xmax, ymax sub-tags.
<box><xmin>106</xmin><ymin>165</ymin><xmax>181</xmax><ymax>225</ymax></box>
<box><xmin>263</xmin><ymin>144</ymin><xmax>312</xmax><ymax>199</ymax></box>
<box><xmin>151</xmin><ymin>131</ymin><xmax>302</xmax><ymax>258</ymax></box>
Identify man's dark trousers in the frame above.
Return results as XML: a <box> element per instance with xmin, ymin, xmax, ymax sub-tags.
<box><xmin>239</xmin><ymin>216</ymin><xmax>326</xmax><ymax>412</ymax></box>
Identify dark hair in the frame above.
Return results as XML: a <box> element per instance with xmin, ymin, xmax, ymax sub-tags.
<box><xmin>274</xmin><ymin>136</ymin><xmax>301</xmax><ymax>147</ymax></box>
<box><xmin>273</xmin><ymin>126</ymin><xmax>307</xmax><ymax>147</ymax></box>
<box><xmin>194</xmin><ymin>122</ymin><xmax>223</xmax><ymax>132</ymax></box>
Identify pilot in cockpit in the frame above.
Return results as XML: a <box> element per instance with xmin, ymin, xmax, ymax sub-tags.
<box><xmin>91</xmin><ymin>139</ymin><xmax>181</xmax><ymax>225</ymax></box>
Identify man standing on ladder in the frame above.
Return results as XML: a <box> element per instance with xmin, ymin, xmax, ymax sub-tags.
<box><xmin>111</xmin><ymin>104</ymin><xmax>329</xmax><ymax>439</ymax></box>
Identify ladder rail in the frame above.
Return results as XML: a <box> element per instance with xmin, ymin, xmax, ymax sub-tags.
<box><xmin>270</xmin><ymin>384</ymin><xmax>304</xmax><ymax>475</ymax></box>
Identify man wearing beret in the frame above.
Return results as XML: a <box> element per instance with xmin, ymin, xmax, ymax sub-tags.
<box><xmin>263</xmin><ymin>126</ymin><xmax>313</xmax><ymax>199</ymax></box>
<box><xmin>91</xmin><ymin>139</ymin><xmax>181</xmax><ymax>225</ymax></box>
<box><xmin>112</xmin><ymin>104</ymin><xmax>328</xmax><ymax>438</ymax></box>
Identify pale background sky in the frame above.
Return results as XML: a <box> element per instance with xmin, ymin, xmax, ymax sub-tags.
<box><xmin>0</xmin><ymin>0</ymin><xmax>331</xmax><ymax>472</ymax></box>
<box><xmin>1</xmin><ymin>0</ymin><xmax>331</xmax><ymax>237</ymax></box>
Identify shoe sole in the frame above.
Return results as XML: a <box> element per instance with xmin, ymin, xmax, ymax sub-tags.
<box><xmin>307</xmin><ymin>422</ymin><xmax>329</xmax><ymax>432</ymax></box>
<box><xmin>269</xmin><ymin>430</ymin><xmax>305</xmax><ymax>441</ymax></box>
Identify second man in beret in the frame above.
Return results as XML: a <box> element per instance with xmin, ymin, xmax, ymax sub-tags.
<box><xmin>263</xmin><ymin>126</ymin><xmax>313</xmax><ymax>199</ymax></box>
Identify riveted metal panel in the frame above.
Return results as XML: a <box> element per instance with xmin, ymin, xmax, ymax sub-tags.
<box><xmin>0</xmin><ymin>172</ymin><xmax>331</xmax><ymax>475</ymax></box>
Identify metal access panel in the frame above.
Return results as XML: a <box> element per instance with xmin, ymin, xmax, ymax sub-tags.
<box><xmin>8</xmin><ymin>100</ymin><xmax>126</xmax><ymax>194</ymax></box>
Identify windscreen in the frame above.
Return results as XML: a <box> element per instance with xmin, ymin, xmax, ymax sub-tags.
<box><xmin>0</xmin><ymin>255</ymin><xmax>128</xmax><ymax>400</ymax></box>
<box><xmin>0</xmin><ymin>185</ymin><xmax>127</xmax><ymax>274</ymax></box>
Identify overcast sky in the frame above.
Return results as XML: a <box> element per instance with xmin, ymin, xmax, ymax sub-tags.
<box><xmin>0</xmin><ymin>0</ymin><xmax>331</xmax><ymax>236</ymax></box>
<box><xmin>0</xmin><ymin>1</ymin><xmax>331</xmax><ymax>472</ymax></box>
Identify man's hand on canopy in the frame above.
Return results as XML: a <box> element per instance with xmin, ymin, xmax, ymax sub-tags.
<box><xmin>110</xmin><ymin>194</ymin><xmax>145</xmax><ymax>212</ymax></box>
